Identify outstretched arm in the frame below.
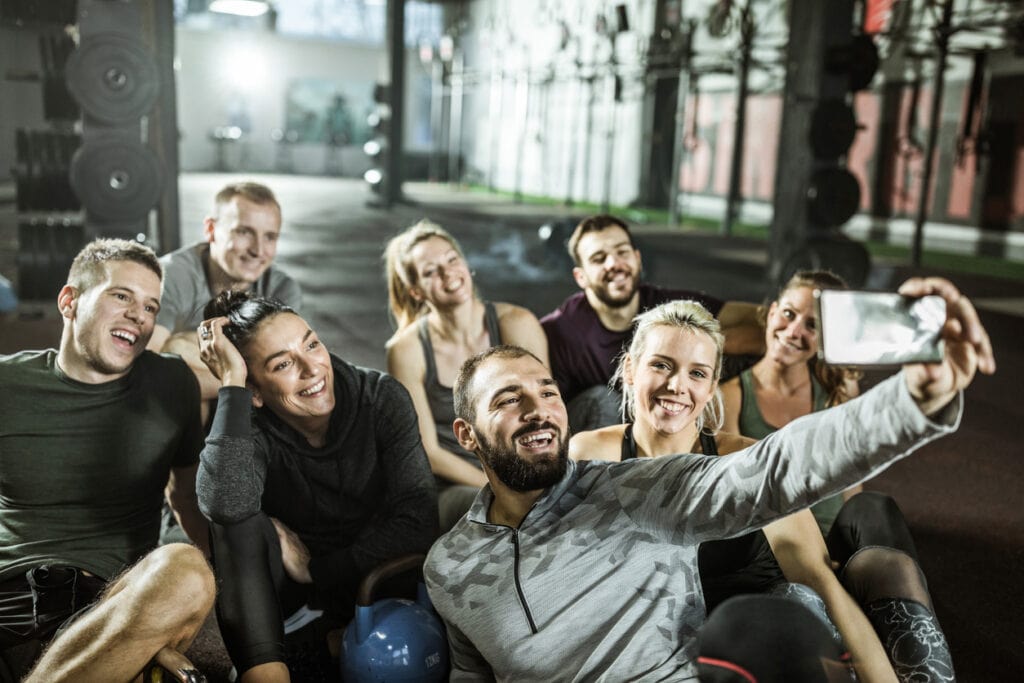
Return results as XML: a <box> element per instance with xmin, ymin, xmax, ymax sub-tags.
<box><xmin>646</xmin><ymin>278</ymin><xmax>992</xmax><ymax>540</ymax></box>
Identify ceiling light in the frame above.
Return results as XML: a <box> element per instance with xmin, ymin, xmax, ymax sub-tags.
<box><xmin>209</xmin><ymin>0</ymin><xmax>270</xmax><ymax>18</ymax></box>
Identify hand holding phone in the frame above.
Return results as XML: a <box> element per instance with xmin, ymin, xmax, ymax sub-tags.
<box><xmin>815</xmin><ymin>290</ymin><xmax>946</xmax><ymax>367</ymax></box>
<box><xmin>896</xmin><ymin>277</ymin><xmax>996</xmax><ymax>417</ymax></box>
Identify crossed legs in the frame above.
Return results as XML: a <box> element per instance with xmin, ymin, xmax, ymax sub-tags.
<box><xmin>25</xmin><ymin>544</ymin><xmax>215</xmax><ymax>683</ymax></box>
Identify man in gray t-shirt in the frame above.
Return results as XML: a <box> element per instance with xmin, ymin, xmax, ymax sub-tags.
<box><xmin>147</xmin><ymin>181</ymin><xmax>301</xmax><ymax>404</ymax></box>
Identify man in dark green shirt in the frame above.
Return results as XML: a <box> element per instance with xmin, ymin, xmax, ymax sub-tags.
<box><xmin>0</xmin><ymin>238</ymin><xmax>215</xmax><ymax>682</ymax></box>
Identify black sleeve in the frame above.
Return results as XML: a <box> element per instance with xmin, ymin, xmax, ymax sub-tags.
<box><xmin>541</xmin><ymin>316</ymin><xmax>577</xmax><ymax>400</ymax></box>
<box><xmin>196</xmin><ymin>386</ymin><xmax>267</xmax><ymax>523</ymax></box>
<box><xmin>168</xmin><ymin>355</ymin><xmax>204</xmax><ymax>469</ymax></box>
<box><xmin>307</xmin><ymin>375</ymin><xmax>438</xmax><ymax>588</ymax></box>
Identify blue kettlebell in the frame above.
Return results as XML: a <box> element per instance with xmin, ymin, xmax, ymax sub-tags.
<box><xmin>340</xmin><ymin>554</ymin><xmax>448</xmax><ymax>682</ymax></box>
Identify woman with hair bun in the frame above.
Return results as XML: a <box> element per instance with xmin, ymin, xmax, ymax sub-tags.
<box><xmin>195</xmin><ymin>290</ymin><xmax>437</xmax><ymax>682</ymax></box>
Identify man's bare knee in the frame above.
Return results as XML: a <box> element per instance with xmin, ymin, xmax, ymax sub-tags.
<box><xmin>130</xmin><ymin>544</ymin><xmax>215</xmax><ymax>632</ymax></box>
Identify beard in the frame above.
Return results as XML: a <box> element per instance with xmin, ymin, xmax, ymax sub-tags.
<box><xmin>477</xmin><ymin>421</ymin><xmax>570</xmax><ymax>493</ymax></box>
<box><xmin>590</xmin><ymin>270</ymin><xmax>638</xmax><ymax>309</ymax></box>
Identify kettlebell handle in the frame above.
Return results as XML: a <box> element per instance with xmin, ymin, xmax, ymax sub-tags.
<box><xmin>355</xmin><ymin>553</ymin><xmax>426</xmax><ymax>607</ymax></box>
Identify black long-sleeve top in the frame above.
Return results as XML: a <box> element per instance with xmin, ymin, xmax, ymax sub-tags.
<box><xmin>197</xmin><ymin>354</ymin><xmax>438</xmax><ymax>597</ymax></box>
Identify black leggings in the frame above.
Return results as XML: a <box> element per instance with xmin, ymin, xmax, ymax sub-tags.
<box><xmin>698</xmin><ymin>494</ymin><xmax>954</xmax><ymax>683</ymax></box>
<box><xmin>210</xmin><ymin>513</ymin><xmax>317</xmax><ymax>674</ymax></box>
<box><xmin>827</xmin><ymin>493</ymin><xmax>955</xmax><ymax>682</ymax></box>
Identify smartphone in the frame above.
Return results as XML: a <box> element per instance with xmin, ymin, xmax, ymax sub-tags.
<box><xmin>815</xmin><ymin>290</ymin><xmax>946</xmax><ymax>366</ymax></box>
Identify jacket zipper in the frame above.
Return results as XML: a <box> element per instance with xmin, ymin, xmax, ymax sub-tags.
<box><xmin>510</xmin><ymin>528</ymin><xmax>538</xmax><ymax>634</ymax></box>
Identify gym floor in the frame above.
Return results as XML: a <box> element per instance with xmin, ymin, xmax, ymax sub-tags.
<box><xmin>1</xmin><ymin>173</ymin><xmax>1021</xmax><ymax>680</ymax></box>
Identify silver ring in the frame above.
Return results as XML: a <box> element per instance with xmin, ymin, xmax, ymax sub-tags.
<box><xmin>199</xmin><ymin>325</ymin><xmax>212</xmax><ymax>340</ymax></box>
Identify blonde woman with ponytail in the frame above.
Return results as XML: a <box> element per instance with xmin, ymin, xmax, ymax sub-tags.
<box><xmin>384</xmin><ymin>220</ymin><xmax>548</xmax><ymax>531</ymax></box>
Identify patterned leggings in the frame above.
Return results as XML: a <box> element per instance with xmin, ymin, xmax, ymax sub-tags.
<box><xmin>698</xmin><ymin>494</ymin><xmax>956</xmax><ymax>682</ymax></box>
<box><xmin>829</xmin><ymin>492</ymin><xmax>955</xmax><ymax>683</ymax></box>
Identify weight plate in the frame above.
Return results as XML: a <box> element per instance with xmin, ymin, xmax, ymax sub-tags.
<box><xmin>780</xmin><ymin>235</ymin><xmax>871</xmax><ymax>290</ymax></box>
<box><xmin>65</xmin><ymin>33</ymin><xmax>159</xmax><ymax>125</ymax></box>
<box><xmin>849</xmin><ymin>35</ymin><xmax>880</xmax><ymax>92</ymax></box>
<box><xmin>69</xmin><ymin>135</ymin><xmax>163</xmax><ymax>223</ymax></box>
<box><xmin>807</xmin><ymin>167</ymin><xmax>861</xmax><ymax>228</ymax></box>
<box><xmin>809</xmin><ymin>99</ymin><xmax>857</xmax><ymax>160</ymax></box>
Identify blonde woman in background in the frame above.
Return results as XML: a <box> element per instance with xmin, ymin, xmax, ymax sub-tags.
<box><xmin>385</xmin><ymin>220</ymin><xmax>549</xmax><ymax>531</ymax></box>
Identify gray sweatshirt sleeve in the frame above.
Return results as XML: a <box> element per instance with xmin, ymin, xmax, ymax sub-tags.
<box><xmin>445</xmin><ymin>619</ymin><xmax>496</xmax><ymax>682</ymax></box>
<box><xmin>618</xmin><ymin>373</ymin><xmax>961</xmax><ymax>543</ymax></box>
<box><xmin>196</xmin><ymin>386</ymin><xmax>267</xmax><ymax>523</ymax></box>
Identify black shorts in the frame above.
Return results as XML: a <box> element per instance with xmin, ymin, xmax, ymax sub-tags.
<box><xmin>0</xmin><ymin>565</ymin><xmax>107</xmax><ymax>648</ymax></box>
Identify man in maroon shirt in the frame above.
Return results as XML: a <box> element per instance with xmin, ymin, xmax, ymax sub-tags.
<box><xmin>540</xmin><ymin>215</ymin><xmax>764</xmax><ymax>431</ymax></box>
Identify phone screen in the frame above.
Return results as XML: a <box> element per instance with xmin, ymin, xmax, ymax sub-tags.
<box><xmin>815</xmin><ymin>290</ymin><xmax>946</xmax><ymax>366</ymax></box>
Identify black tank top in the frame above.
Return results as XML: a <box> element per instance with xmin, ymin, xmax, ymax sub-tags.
<box><xmin>620</xmin><ymin>425</ymin><xmax>787</xmax><ymax>614</ymax></box>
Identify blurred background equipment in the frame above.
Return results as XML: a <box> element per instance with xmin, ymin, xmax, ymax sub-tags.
<box><xmin>4</xmin><ymin>0</ymin><xmax>178</xmax><ymax>300</ymax></box>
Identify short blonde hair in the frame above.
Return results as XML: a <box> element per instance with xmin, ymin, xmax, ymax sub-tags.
<box><xmin>67</xmin><ymin>238</ymin><xmax>162</xmax><ymax>293</ymax></box>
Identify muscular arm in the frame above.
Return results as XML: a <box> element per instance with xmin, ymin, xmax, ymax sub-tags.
<box><xmin>762</xmin><ymin>511</ymin><xmax>895</xmax><ymax>683</ymax></box>
<box><xmin>717</xmin><ymin>301</ymin><xmax>765</xmax><ymax>356</ymax></box>
<box><xmin>147</xmin><ymin>324</ymin><xmax>171</xmax><ymax>353</ymax></box>
<box><xmin>165</xmin><ymin>463</ymin><xmax>211</xmax><ymax>557</ymax></box>
<box><xmin>496</xmin><ymin>303</ymin><xmax>549</xmax><ymax>367</ymax></box>
<box><xmin>386</xmin><ymin>334</ymin><xmax>488</xmax><ymax>487</ymax></box>
<box><xmin>161</xmin><ymin>331</ymin><xmax>222</xmax><ymax>401</ymax></box>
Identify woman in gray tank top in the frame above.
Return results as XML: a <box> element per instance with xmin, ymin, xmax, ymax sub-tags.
<box><xmin>384</xmin><ymin>220</ymin><xmax>549</xmax><ymax>531</ymax></box>
<box><xmin>720</xmin><ymin>272</ymin><xmax>956</xmax><ymax>681</ymax></box>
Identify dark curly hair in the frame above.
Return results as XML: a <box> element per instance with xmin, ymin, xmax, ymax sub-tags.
<box><xmin>203</xmin><ymin>290</ymin><xmax>294</xmax><ymax>352</ymax></box>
